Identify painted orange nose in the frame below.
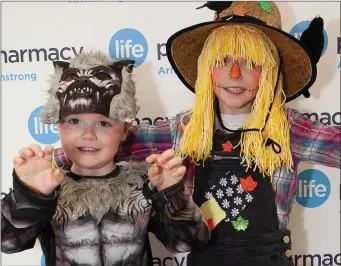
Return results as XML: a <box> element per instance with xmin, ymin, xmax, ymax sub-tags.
<box><xmin>230</xmin><ymin>62</ymin><xmax>241</xmax><ymax>79</ymax></box>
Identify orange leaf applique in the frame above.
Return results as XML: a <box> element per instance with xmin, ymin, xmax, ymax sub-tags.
<box><xmin>206</xmin><ymin>218</ymin><xmax>215</xmax><ymax>231</ymax></box>
<box><xmin>240</xmin><ymin>175</ymin><xmax>258</xmax><ymax>192</ymax></box>
<box><xmin>222</xmin><ymin>141</ymin><xmax>233</xmax><ymax>152</ymax></box>
<box><xmin>232</xmin><ymin>7</ymin><xmax>248</xmax><ymax>16</ymax></box>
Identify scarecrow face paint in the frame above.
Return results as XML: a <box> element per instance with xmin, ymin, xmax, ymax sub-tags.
<box><xmin>213</xmin><ymin>56</ymin><xmax>262</xmax><ymax>114</ymax></box>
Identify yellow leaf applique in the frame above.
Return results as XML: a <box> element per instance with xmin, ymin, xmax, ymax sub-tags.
<box><xmin>200</xmin><ymin>198</ymin><xmax>226</xmax><ymax>230</ymax></box>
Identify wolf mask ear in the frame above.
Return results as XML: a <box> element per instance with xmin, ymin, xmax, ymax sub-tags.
<box><xmin>53</xmin><ymin>61</ymin><xmax>70</xmax><ymax>73</ymax></box>
<box><xmin>111</xmin><ymin>60</ymin><xmax>135</xmax><ymax>73</ymax></box>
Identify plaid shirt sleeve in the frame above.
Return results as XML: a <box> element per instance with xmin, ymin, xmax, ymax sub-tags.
<box><xmin>117</xmin><ymin>115</ymin><xmax>181</xmax><ymax>161</ymax></box>
<box><xmin>287</xmin><ymin>107</ymin><xmax>340</xmax><ymax>168</ymax></box>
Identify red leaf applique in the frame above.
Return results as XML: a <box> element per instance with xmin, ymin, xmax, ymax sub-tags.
<box><xmin>240</xmin><ymin>175</ymin><xmax>258</xmax><ymax>192</ymax></box>
<box><xmin>222</xmin><ymin>141</ymin><xmax>233</xmax><ymax>152</ymax></box>
<box><xmin>206</xmin><ymin>218</ymin><xmax>215</xmax><ymax>231</ymax></box>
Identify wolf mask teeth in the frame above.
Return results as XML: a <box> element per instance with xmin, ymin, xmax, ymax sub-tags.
<box><xmin>39</xmin><ymin>51</ymin><xmax>140</xmax><ymax>124</ymax></box>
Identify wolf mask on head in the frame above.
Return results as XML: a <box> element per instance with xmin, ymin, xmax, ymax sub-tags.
<box><xmin>40</xmin><ymin>50</ymin><xmax>139</xmax><ymax>124</ymax></box>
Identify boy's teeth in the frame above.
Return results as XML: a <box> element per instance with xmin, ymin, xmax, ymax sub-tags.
<box><xmin>80</xmin><ymin>148</ymin><xmax>98</xmax><ymax>151</ymax></box>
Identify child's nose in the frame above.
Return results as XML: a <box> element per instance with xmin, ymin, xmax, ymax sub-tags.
<box><xmin>81</xmin><ymin>128</ymin><xmax>97</xmax><ymax>141</ymax></box>
<box><xmin>229</xmin><ymin>62</ymin><xmax>241</xmax><ymax>79</ymax></box>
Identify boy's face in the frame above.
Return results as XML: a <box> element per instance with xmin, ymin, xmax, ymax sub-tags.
<box><xmin>212</xmin><ymin>56</ymin><xmax>262</xmax><ymax>114</ymax></box>
<box><xmin>58</xmin><ymin>113</ymin><xmax>129</xmax><ymax>176</ymax></box>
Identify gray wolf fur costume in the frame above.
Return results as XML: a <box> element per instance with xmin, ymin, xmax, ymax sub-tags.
<box><xmin>1</xmin><ymin>51</ymin><xmax>210</xmax><ymax>266</ymax></box>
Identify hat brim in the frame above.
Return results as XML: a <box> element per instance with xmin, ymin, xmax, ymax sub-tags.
<box><xmin>166</xmin><ymin>16</ymin><xmax>317</xmax><ymax>103</ymax></box>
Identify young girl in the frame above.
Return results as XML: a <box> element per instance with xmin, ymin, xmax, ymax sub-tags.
<box><xmin>1</xmin><ymin>51</ymin><xmax>209</xmax><ymax>266</ymax></box>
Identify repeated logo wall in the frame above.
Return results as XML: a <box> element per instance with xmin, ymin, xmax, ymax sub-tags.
<box><xmin>2</xmin><ymin>2</ymin><xmax>340</xmax><ymax>266</ymax></box>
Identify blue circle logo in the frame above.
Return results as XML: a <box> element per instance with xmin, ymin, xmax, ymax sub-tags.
<box><xmin>290</xmin><ymin>20</ymin><xmax>328</xmax><ymax>56</ymax></box>
<box><xmin>41</xmin><ymin>254</ymin><xmax>46</xmax><ymax>266</ymax></box>
<box><xmin>109</xmin><ymin>28</ymin><xmax>148</xmax><ymax>67</ymax></box>
<box><xmin>296</xmin><ymin>169</ymin><xmax>331</xmax><ymax>208</ymax></box>
<box><xmin>28</xmin><ymin>106</ymin><xmax>60</xmax><ymax>144</ymax></box>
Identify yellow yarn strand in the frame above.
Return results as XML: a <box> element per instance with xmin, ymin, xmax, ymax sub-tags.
<box><xmin>176</xmin><ymin>24</ymin><xmax>293</xmax><ymax>176</ymax></box>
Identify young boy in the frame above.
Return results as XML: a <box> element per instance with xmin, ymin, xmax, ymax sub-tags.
<box><xmin>1</xmin><ymin>51</ymin><xmax>209</xmax><ymax>266</ymax></box>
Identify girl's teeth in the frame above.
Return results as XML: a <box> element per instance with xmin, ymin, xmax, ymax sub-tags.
<box><xmin>226</xmin><ymin>87</ymin><xmax>245</xmax><ymax>93</ymax></box>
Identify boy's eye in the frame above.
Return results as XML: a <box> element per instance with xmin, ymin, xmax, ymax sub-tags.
<box><xmin>98</xmin><ymin>121</ymin><xmax>111</xmax><ymax>127</ymax></box>
<box><xmin>68</xmin><ymin>118</ymin><xmax>80</xmax><ymax>124</ymax></box>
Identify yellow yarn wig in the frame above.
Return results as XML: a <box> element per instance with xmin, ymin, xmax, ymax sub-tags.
<box><xmin>177</xmin><ymin>24</ymin><xmax>293</xmax><ymax>177</ymax></box>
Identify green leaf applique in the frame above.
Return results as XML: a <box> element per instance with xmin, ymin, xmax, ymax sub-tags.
<box><xmin>231</xmin><ymin>216</ymin><xmax>249</xmax><ymax>231</ymax></box>
<box><xmin>258</xmin><ymin>1</ymin><xmax>272</xmax><ymax>14</ymax></box>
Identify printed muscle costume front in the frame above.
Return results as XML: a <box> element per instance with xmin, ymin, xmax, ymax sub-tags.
<box><xmin>1</xmin><ymin>51</ymin><xmax>210</xmax><ymax>266</ymax></box>
<box><xmin>34</xmin><ymin>2</ymin><xmax>339</xmax><ymax>265</ymax></box>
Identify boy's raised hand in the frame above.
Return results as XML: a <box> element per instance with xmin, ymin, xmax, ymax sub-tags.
<box><xmin>146</xmin><ymin>149</ymin><xmax>186</xmax><ymax>191</ymax></box>
<box><xmin>13</xmin><ymin>144</ymin><xmax>64</xmax><ymax>196</ymax></box>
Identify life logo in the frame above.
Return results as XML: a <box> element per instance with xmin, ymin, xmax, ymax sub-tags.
<box><xmin>289</xmin><ymin>20</ymin><xmax>328</xmax><ymax>56</ymax></box>
<box><xmin>28</xmin><ymin>106</ymin><xmax>60</xmax><ymax>144</ymax></box>
<box><xmin>296</xmin><ymin>169</ymin><xmax>331</xmax><ymax>208</ymax></box>
<box><xmin>41</xmin><ymin>254</ymin><xmax>46</xmax><ymax>266</ymax></box>
<box><xmin>109</xmin><ymin>28</ymin><xmax>148</xmax><ymax>67</ymax></box>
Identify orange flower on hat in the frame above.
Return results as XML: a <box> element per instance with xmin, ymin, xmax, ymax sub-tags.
<box><xmin>232</xmin><ymin>7</ymin><xmax>248</xmax><ymax>16</ymax></box>
<box><xmin>222</xmin><ymin>141</ymin><xmax>233</xmax><ymax>152</ymax></box>
<box><xmin>240</xmin><ymin>175</ymin><xmax>258</xmax><ymax>192</ymax></box>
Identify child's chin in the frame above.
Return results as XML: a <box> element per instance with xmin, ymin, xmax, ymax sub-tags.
<box><xmin>76</xmin><ymin>160</ymin><xmax>99</xmax><ymax>169</ymax></box>
<box><xmin>224</xmin><ymin>101</ymin><xmax>249</xmax><ymax>110</ymax></box>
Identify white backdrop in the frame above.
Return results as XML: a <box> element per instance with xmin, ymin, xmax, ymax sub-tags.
<box><xmin>1</xmin><ymin>1</ymin><xmax>340</xmax><ymax>266</ymax></box>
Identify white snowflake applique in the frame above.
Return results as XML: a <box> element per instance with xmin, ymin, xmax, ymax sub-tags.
<box><xmin>231</xmin><ymin>208</ymin><xmax>239</xmax><ymax>217</ymax></box>
<box><xmin>216</xmin><ymin>189</ymin><xmax>224</xmax><ymax>199</ymax></box>
<box><xmin>224</xmin><ymin>218</ymin><xmax>230</xmax><ymax>222</ymax></box>
<box><xmin>236</xmin><ymin>184</ymin><xmax>244</xmax><ymax>194</ymax></box>
<box><xmin>222</xmin><ymin>199</ymin><xmax>230</xmax><ymax>209</ymax></box>
<box><xmin>230</xmin><ymin>175</ymin><xmax>238</xmax><ymax>184</ymax></box>
<box><xmin>226</xmin><ymin>187</ymin><xmax>234</xmax><ymax>197</ymax></box>
<box><xmin>245</xmin><ymin>194</ymin><xmax>253</xmax><ymax>202</ymax></box>
<box><xmin>234</xmin><ymin>196</ymin><xmax>242</xmax><ymax>206</ymax></box>
<box><xmin>219</xmin><ymin>177</ymin><xmax>227</xmax><ymax>187</ymax></box>
<box><xmin>205</xmin><ymin>192</ymin><xmax>213</xmax><ymax>200</ymax></box>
